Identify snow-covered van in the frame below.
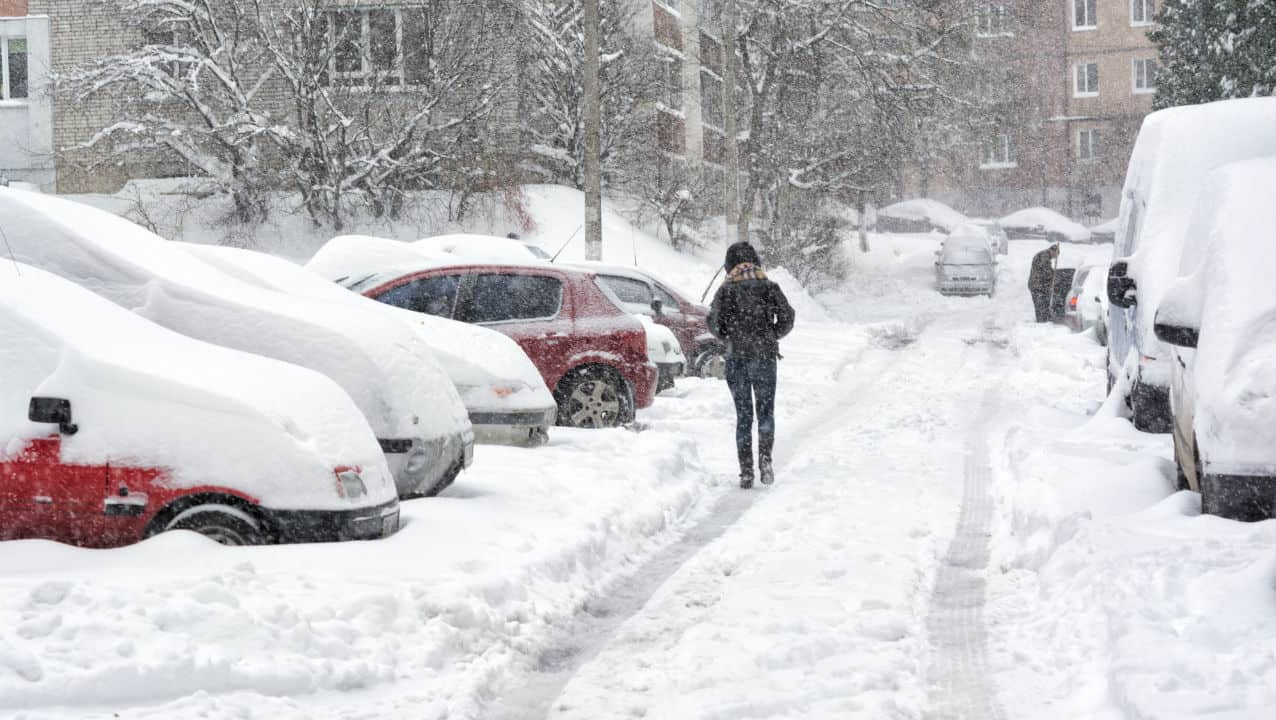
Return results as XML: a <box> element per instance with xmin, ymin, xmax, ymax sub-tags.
<box><xmin>183</xmin><ymin>243</ymin><xmax>558</xmax><ymax>447</ymax></box>
<box><xmin>0</xmin><ymin>263</ymin><xmax>399</xmax><ymax>547</ymax></box>
<box><xmin>1106</xmin><ymin>98</ymin><xmax>1276</xmax><ymax>432</ymax></box>
<box><xmin>1154</xmin><ymin>157</ymin><xmax>1276</xmax><ymax>521</ymax></box>
<box><xmin>0</xmin><ymin>189</ymin><xmax>474</xmax><ymax>498</ymax></box>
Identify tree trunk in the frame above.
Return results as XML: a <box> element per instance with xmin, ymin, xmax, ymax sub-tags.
<box><xmin>722</xmin><ymin>0</ymin><xmax>744</xmax><ymax>245</ymax></box>
<box><xmin>582</xmin><ymin>0</ymin><xmax>604</xmax><ymax>261</ymax></box>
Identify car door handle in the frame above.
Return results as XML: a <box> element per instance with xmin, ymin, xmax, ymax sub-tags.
<box><xmin>541</xmin><ymin>332</ymin><xmax>568</xmax><ymax>339</ymax></box>
<box><xmin>32</xmin><ymin>496</ymin><xmax>52</xmax><ymax>505</ymax></box>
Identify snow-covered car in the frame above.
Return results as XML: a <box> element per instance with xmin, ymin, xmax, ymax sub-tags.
<box><xmin>934</xmin><ymin>228</ymin><xmax>997</xmax><ymax>297</ymax></box>
<box><xmin>1063</xmin><ymin>265</ymin><xmax>1108</xmax><ymax>340</ymax></box>
<box><xmin>0</xmin><ymin>263</ymin><xmax>399</xmax><ymax>547</ymax></box>
<box><xmin>416</xmin><ymin>234</ymin><xmax>552</xmax><ymax>263</ymax></box>
<box><xmin>878</xmin><ymin>198</ymin><xmax>968</xmax><ymax>234</ymax></box>
<box><xmin>638</xmin><ymin>315</ymin><xmax>687</xmax><ymax>393</ymax></box>
<box><xmin>1154</xmin><ymin>157</ymin><xmax>1276</xmax><ymax>520</ymax></box>
<box><xmin>0</xmin><ymin>189</ymin><xmax>474</xmax><ymax>499</ymax></box>
<box><xmin>182</xmin><ymin>243</ymin><xmax>558</xmax><ymax>447</ymax></box>
<box><xmin>1106</xmin><ymin>98</ymin><xmax>1276</xmax><ymax>433</ymax></box>
<box><xmin>573</xmin><ymin>262</ymin><xmax>725</xmax><ymax>379</ymax></box>
<box><xmin>999</xmin><ymin>207</ymin><xmax>1092</xmax><ymax>244</ymax></box>
<box><xmin>974</xmin><ymin>221</ymin><xmax>1010</xmax><ymax>255</ymax></box>
<box><xmin>1089</xmin><ymin>217</ymin><xmax>1118</xmax><ymax>244</ymax></box>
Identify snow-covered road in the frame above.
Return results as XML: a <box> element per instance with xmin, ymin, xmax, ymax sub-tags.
<box><xmin>4</xmin><ymin>234</ymin><xmax>1275</xmax><ymax>719</ymax></box>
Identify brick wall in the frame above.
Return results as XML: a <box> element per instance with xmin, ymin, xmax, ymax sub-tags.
<box><xmin>0</xmin><ymin>1</ymin><xmax>28</xmax><ymax>18</ymax></box>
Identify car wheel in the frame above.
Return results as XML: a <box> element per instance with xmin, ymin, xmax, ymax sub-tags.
<box><xmin>1132</xmin><ymin>382</ymin><xmax>1172</xmax><ymax>434</ymax></box>
<box><xmin>422</xmin><ymin>460</ymin><xmax>464</xmax><ymax>498</ymax></box>
<box><xmin>165</xmin><ymin>504</ymin><xmax>268</xmax><ymax>546</ymax></box>
<box><xmin>694</xmin><ymin>348</ymin><xmax>727</xmax><ymax>380</ymax></box>
<box><xmin>556</xmin><ymin>367</ymin><xmax>631</xmax><ymax>429</ymax></box>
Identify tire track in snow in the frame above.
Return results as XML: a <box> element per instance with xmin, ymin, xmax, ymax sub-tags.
<box><xmin>486</xmin><ymin>339</ymin><xmax>905</xmax><ymax>720</ymax></box>
<box><xmin>925</xmin><ymin>386</ymin><xmax>1007</xmax><ymax>720</ymax></box>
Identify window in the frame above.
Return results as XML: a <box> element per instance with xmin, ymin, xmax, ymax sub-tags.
<box><xmin>977</xmin><ymin>4</ymin><xmax>1012</xmax><ymax>37</ymax></box>
<box><xmin>600</xmin><ymin>276</ymin><xmax>653</xmax><ymax>306</ymax></box>
<box><xmin>1078</xmin><ymin>128</ymin><xmax>1101</xmax><ymax>161</ymax></box>
<box><xmin>1073</xmin><ymin>0</ymin><xmax>1097</xmax><ymax>29</ymax></box>
<box><xmin>466</xmin><ymin>274</ymin><xmax>563</xmax><ymax>323</ymax></box>
<box><xmin>1133</xmin><ymin>58</ymin><xmax>1157</xmax><ymax>93</ymax></box>
<box><xmin>1131</xmin><ymin>0</ymin><xmax>1155</xmax><ymax>25</ymax></box>
<box><xmin>700</xmin><ymin>72</ymin><xmax>723</xmax><ymax>128</ymax></box>
<box><xmin>1</xmin><ymin>36</ymin><xmax>28</xmax><ymax>101</ymax></box>
<box><xmin>660</xmin><ymin>56</ymin><xmax>683</xmax><ymax>111</ymax></box>
<box><xmin>325</xmin><ymin>8</ymin><xmax>432</xmax><ymax>87</ymax></box>
<box><xmin>1074</xmin><ymin>62</ymin><xmax>1099</xmax><ymax>96</ymax></box>
<box><xmin>375</xmin><ymin>275</ymin><xmax>461</xmax><ymax>318</ymax></box>
<box><xmin>981</xmin><ymin>133</ymin><xmax>1016</xmax><ymax>169</ymax></box>
<box><xmin>653</xmin><ymin>285</ymin><xmax>680</xmax><ymax>312</ymax></box>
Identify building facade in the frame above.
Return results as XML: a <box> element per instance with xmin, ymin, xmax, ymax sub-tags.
<box><xmin>0</xmin><ymin>0</ymin><xmax>54</xmax><ymax>190</ymax></box>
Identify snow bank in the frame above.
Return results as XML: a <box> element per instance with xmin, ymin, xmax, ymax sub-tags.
<box><xmin>999</xmin><ymin>207</ymin><xmax>1091</xmax><ymax>243</ymax></box>
<box><xmin>769</xmin><ymin>267</ymin><xmax>830</xmax><ymax>323</ymax></box>
<box><xmin>0</xmin><ymin>263</ymin><xmax>393</xmax><ymax>510</ymax></box>
<box><xmin>878</xmin><ymin>198</ymin><xmax>969</xmax><ymax>233</ymax></box>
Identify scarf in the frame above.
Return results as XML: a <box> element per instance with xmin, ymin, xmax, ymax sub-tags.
<box><xmin>726</xmin><ymin>262</ymin><xmax>767</xmax><ymax>283</ymax></box>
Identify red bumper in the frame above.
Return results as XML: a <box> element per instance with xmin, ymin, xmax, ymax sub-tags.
<box><xmin>633</xmin><ymin>362</ymin><xmax>659</xmax><ymax>409</ymax></box>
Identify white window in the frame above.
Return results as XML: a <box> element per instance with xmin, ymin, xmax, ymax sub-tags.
<box><xmin>981</xmin><ymin>133</ymin><xmax>1017</xmax><ymax>169</ymax></box>
<box><xmin>977</xmin><ymin>4</ymin><xmax>1012</xmax><ymax>37</ymax></box>
<box><xmin>326</xmin><ymin>9</ymin><xmax>432</xmax><ymax>87</ymax></box>
<box><xmin>1073</xmin><ymin>0</ymin><xmax>1097</xmax><ymax>29</ymax></box>
<box><xmin>1131</xmin><ymin>0</ymin><xmax>1155</xmax><ymax>25</ymax></box>
<box><xmin>0</xmin><ymin>36</ymin><xmax>29</xmax><ymax>102</ymax></box>
<box><xmin>660</xmin><ymin>55</ymin><xmax>683</xmax><ymax>111</ymax></box>
<box><xmin>1133</xmin><ymin>58</ymin><xmax>1157</xmax><ymax>93</ymax></box>
<box><xmin>1074</xmin><ymin>62</ymin><xmax>1099</xmax><ymax>97</ymax></box>
<box><xmin>1078</xmin><ymin>128</ymin><xmax>1101</xmax><ymax>161</ymax></box>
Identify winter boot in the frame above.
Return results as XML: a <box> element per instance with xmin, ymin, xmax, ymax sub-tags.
<box><xmin>738</xmin><ymin>445</ymin><xmax>755</xmax><ymax>489</ymax></box>
<box><xmin>759</xmin><ymin>433</ymin><xmax>776</xmax><ymax>485</ymax></box>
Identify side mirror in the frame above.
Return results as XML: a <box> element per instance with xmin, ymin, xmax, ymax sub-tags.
<box><xmin>651</xmin><ymin>298</ymin><xmax>664</xmax><ymax>316</ymax></box>
<box><xmin>1154</xmin><ymin>318</ymin><xmax>1199</xmax><ymax>349</ymax></box>
<box><xmin>29</xmin><ymin>397</ymin><xmax>78</xmax><ymax>435</ymax></box>
<box><xmin>1107</xmin><ymin>260</ymin><xmax>1137</xmax><ymax>308</ymax></box>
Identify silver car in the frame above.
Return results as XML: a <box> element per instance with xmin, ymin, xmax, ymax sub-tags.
<box><xmin>935</xmin><ymin>237</ymin><xmax>997</xmax><ymax>297</ymax></box>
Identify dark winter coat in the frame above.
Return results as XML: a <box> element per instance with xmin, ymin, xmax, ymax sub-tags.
<box><xmin>1028</xmin><ymin>249</ymin><xmax>1057</xmax><ymax>293</ymax></box>
<box><xmin>708</xmin><ymin>251</ymin><xmax>796</xmax><ymax>360</ymax></box>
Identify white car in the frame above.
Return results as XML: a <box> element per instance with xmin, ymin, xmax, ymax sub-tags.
<box><xmin>1063</xmin><ymin>264</ymin><xmax>1108</xmax><ymax>342</ymax></box>
<box><xmin>0</xmin><ymin>262</ymin><xmax>398</xmax><ymax>547</ymax></box>
<box><xmin>637</xmin><ymin>315</ymin><xmax>687</xmax><ymax>393</ymax></box>
<box><xmin>1154</xmin><ymin>157</ymin><xmax>1276</xmax><ymax>520</ymax></box>
<box><xmin>0</xmin><ymin>189</ymin><xmax>474</xmax><ymax>499</ymax></box>
<box><xmin>185</xmin><ymin>244</ymin><xmax>558</xmax><ymax>446</ymax></box>
<box><xmin>973</xmin><ymin>221</ymin><xmax>1010</xmax><ymax>255</ymax></box>
<box><xmin>934</xmin><ymin>228</ymin><xmax>997</xmax><ymax>297</ymax></box>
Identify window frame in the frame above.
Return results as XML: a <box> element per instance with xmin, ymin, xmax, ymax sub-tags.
<box><xmin>1077</xmin><ymin>128</ymin><xmax>1101</xmax><ymax>162</ymax></box>
<box><xmin>328</xmin><ymin>8</ymin><xmax>407</xmax><ymax>88</ymax></box>
<box><xmin>1073</xmin><ymin>0</ymin><xmax>1098</xmax><ymax>30</ymax></box>
<box><xmin>976</xmin><ymin>3</ymin><xmax>1013</xmax><ymax>38</ymax></box>
<box><xmin>980</xmin><ymin>133</ymin><xmax>1017</xmax><ymax>170</ymax></box>
<box><xmin>1132</xmin><ymin>57</ymin><xmax>1157</xmax><ymax>94</ymax></box>
<box><xmin>1130</xmin><ymin>0</ymin><xmax>1155</xmax><ymax>26</ymax></box>
<box><xmin>1074</xmin><ymin>62</ymin><xmax>1100</xmax><ymax>97</ymax></box>
<box><xmin>1</xmin><ymin>35</ymin><xmax>29</xmax><ymax>103</ymax></box>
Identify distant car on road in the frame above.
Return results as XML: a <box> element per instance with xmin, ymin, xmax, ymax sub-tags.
<box><xmin>1154</xmin><ymin>157</ymin><xmax>1276</xmax><ymax>521</ymax></box>
<box><xmin>0</xmin><ymin>263</ymin><xmax>399</xmax><ymax>548</ymax></box>
<box><xmin>935</xmin><ymin>229</ymin><xmax>997</xmax><ymax>297</ymax></box>
<box><xmin>974</xmin><ymin>221</ymin><xmax>1010</xmax><ymax>255</ymax></box>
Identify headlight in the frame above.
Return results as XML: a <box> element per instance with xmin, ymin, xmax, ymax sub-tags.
<box><xmin>335</xmin><ymin>469</ymin><xmax>368</xmax><ymax>499</ymax></box>
<box><xmin>662</xmin><ymin>340</ymin><xmax>673</xmax><ymax>354</ymax></box>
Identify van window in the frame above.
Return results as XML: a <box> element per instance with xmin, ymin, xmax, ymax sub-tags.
<box><xmin>375</xmin><ymin>275</ymin><xmax>461</xmax><ymax>318</ymax></box>
<box><xmin>468</xmin><ymin>274</ymin><xmax>563</xmax><ymax>323</ymax></box>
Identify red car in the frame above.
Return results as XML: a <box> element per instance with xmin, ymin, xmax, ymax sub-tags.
<box><xmin>359</xmin><ymin>264</ymin><xmax>658</xmax><ymax>429</ymax></box>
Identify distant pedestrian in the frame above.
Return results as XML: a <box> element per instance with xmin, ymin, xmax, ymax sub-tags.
<box><xmin>1029</xmin><ymin>244</ymin><xmax>1061</xmax><ymax>323</ymax></box>
<box><xmin>708</xmin><ymin>242</ymin><xmax>796</xmax><ymax>489</ymax></box>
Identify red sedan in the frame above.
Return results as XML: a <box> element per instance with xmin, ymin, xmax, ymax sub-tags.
<box><xmin>360</xmin><ymin>264</ymin><xmax>658</xmax><ymax>429</ymax></box>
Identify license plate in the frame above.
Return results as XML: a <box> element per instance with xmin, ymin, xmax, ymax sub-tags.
<box><xmin>382</xmin><ymin>513</ymin><xmax>399</xmax><ymax>537</ymax></box>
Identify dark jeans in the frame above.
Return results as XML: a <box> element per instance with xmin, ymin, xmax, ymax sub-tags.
<box><xmin>725</xmin><ymin>355</ymin><xmax>777</xmax><ymax>472</ymax></box>
<box><xmin>1031</xmin><ymin>290</ymin><xmax>1051</xmax><ymax>323</ymax></box>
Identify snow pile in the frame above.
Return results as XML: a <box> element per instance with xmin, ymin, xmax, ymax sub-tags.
<box><xmin>878</xmin><ymin>198</ymin><xmax>969</xmax><ymax>233</ymax></box>
<box><xmin>1163</xmin><ymin>157</ymin><xmax>1276</xmax><ymax>475</ymax></box>
<box><xmin>999</xmin><ymin>207</ymin><xmax>1091</xmax><ymax>243</ymax></box>
<box><xmin>0</xmin><ymin>263</ymin><xmax>393</xmax><ymax>509</ymax></box>
<box><xmin>0</xmin><ymin>189</ymin><xmax>471</xmax><ymax>478</ymax></box>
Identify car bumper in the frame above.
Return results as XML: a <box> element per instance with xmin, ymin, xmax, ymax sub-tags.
<box><xmin>384</xmin><ymin>429</ymin><xmax>476</xmax><ymax>498</ymax></box>
<box><xmin>1200</xmin><ymin>473</ymin><xmax>1276</xmax><ymax>521</ymax></box>
<box><xmin>267</xmin><ymin>498</ymin><xmax>401</xmax><ymax>543</ymax></box>
<box><xmin>634</xmin><ymin>362</ymin><xmax>659</xmax><ymax>409</ymax></box>
<box><xmin>469</xmin><ymin>406</ymin><xmax>556</xmax><ymax>446</ymax></box>
<box><xmin>937</xmin><ymin>281</ymin><xmax>994</xmax><ymax>296</ymax></box>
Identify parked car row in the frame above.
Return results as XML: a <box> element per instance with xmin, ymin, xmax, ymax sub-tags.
<box><xmin>1101</xmin><ymin>97</ymin><xmax>1276</xmax><ymax>521</ymax></box>
<box><xmin>0</xmin><ymin>190</ymin><xmax>711</xmax><ymax>548</ymax></box>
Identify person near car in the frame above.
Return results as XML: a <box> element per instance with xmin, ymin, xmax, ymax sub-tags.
<box><xmin>708</xmin><ymin>242</ymin><xmax>796</xmax><ymax>489</ymax></box>
<box><xmin>1029</xmin><ymin>244</ymin><xmax>1061</xmax><ymax>323</ymax></box>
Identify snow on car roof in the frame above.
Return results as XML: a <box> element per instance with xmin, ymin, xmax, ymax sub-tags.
<box><xmin>879</xmin><ymin>198</ymin><xmax>969</xmax><ymax>232</ymax></box>
<box><xmin>999</xmin><ymin>207</ymin><xmax>1091</xmax><ymax>243</ymax></box>
<box><xmin>0</xmin><ymin>189</ymin><xmax>469</xmax><ymax>444</ymax></box>
<box><xmin>417</xmin><ymin>234</ymin><xmax>553</xmax><ymax>264</ymax></box>
<box><xmin>0</xmin><ymin>261</ymin><xmax>393</xmax><ymax>508</ymax></box>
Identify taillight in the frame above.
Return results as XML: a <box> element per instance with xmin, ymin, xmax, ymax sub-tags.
<box><xmin>1069</xmin><ymin>296</ymin><xmax>1078</xmax><ymax>308</ymax></box>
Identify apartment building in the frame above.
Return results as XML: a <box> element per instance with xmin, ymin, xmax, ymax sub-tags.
<box><xmin>0</xmin><ymin>0</ymin><xmax>54</xmax><ymax>190</ymax></box>
<box><xmin>917</xmin><ymin>0</ymin><xmax>1159</xmax><ymax>221</ymax></box>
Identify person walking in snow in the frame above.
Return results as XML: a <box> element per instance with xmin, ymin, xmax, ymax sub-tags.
<box><xmin>708</xmin><ymin>242</ymin><xmax>796</xmax><ymax>489</ymax></box>
<box><xmin>1028</xmin><ymin>244</ymin><xmax>1061</xmax><ymax>323</ymax></box>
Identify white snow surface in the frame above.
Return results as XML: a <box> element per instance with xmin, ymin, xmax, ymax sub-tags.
<box><xmin>416</xmin><ymin>234</ymin><xmax>552</xmax><ymax>264</ymax></box>
<box><xmin>878</xmin><ymin>198</ymin><xmax>969</xmax><ymax>233</ymax></box>
<box><xmin>0</xmin><ymin>189</ymin><xmax>470</xmax><ymax>452</ymax></box>
<box><xmin>999</xmin><ymin>206</ymin><xmax>1092</xmax><ymax>243</ymax></box>
<box><xmin>0</xmin><ymin>263</ymin><xmax>394</xmax><ymax>510</ymax></box>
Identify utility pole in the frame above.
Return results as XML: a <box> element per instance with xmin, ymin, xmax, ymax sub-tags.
<box><xmin>583</xmin><ymin>0</ymin><xmax>604</xmax><ymax>261</ymax></box>
<box><xmin>721</xmin><ymin>0</ymin><xmax>744</xmax><ymax>245</ymax></box>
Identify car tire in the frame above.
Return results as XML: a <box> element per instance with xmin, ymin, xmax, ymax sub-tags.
<box><xmin>556</xmin><ymin>366</ymin><xmax>633</xmax><ymax>429</ymax></box>
<box><xmin>165</xmin><ymin>503</ymin><xmax>268</xmax><ymax>546</ymax></box>
<box><xmin>693</xmin><ymin>347</ymin><xmax>727</xmax><ymax>380</ymax></box>
<box><xmin>1171</xmin><ymin>432</ymin><xmax>1191</xmax><ymax>492</ymax></box>
<box><xmin>1132</xmin><ymin>382</ymin><xmax>1172</xmax><ymax>434</ymax></box>
<box><xmin>422</xmin><ymin>460</ymin><xmax>464</xmax><ymax>498</ymax></box>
